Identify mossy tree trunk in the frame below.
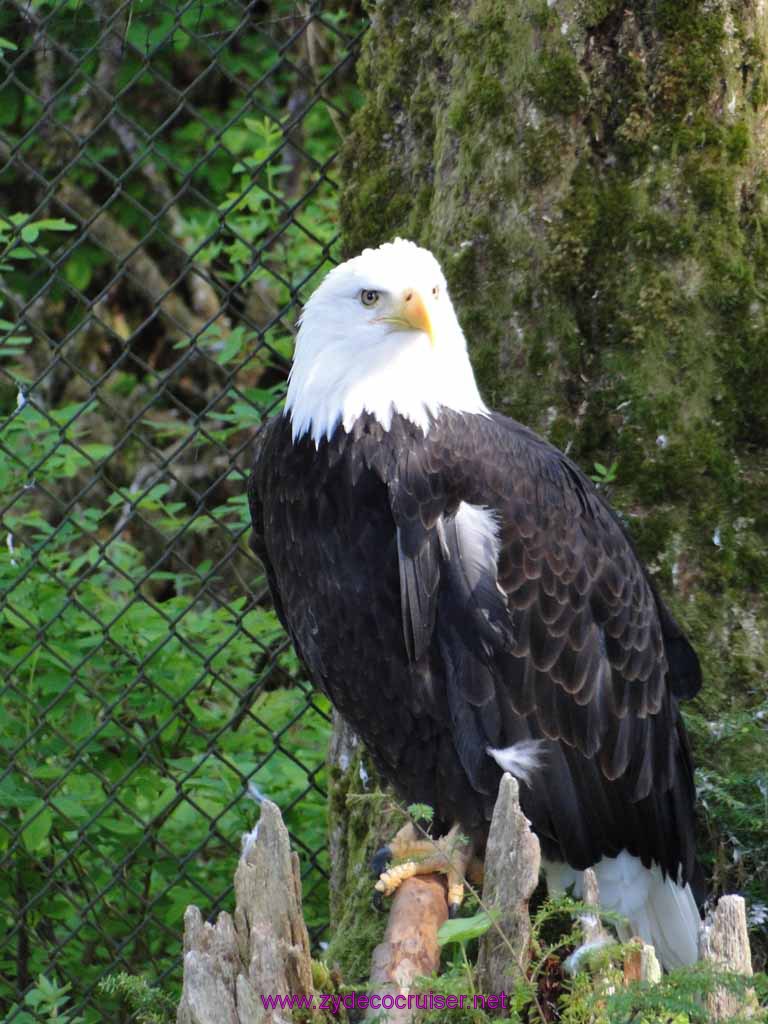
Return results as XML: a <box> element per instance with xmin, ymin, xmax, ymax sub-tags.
<box><xmin>327</xmin><ymin>0</ymin><xmax>768</xmax><ymax>980</ymax></box>
<box><xmin>325</xmin><ymin>713</ymin><xmax>408</xmax><ymax>981</ymax></box>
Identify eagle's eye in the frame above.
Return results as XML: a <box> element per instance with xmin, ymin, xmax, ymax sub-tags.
<box><xmin>432</xmin><ymin>285</ymin><xmax>440</xmax><ymax>298</ymax></box>
<box><xmin>360</xmin><ymin>289</ymin><xmax>380</xmax><ymax>307</ymax></box>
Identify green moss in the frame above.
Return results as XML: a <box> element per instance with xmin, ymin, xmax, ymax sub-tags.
<box><xmin>749</xmin><ymin>71</ymin><xmax>768</xmax><ymax>110</ymax></box>
<box><xmin>529</xmin><ymin>48</ymin><xmax>587</xmax><ymax>117</ymax></box>
<box><xmin>343</xmin><ymin>0</ymin><xmax>763</xmax><ymax>529</ymax></box>
<box><xmin>646</xmin><ymin>9</ymin><xmax>725</xmax><ymax>147</ymax></box>
<box><xmin>521</xmin><ymin>122</ymin><xmax>569</xmax><ymax>185</ymax></box>
<box><xmin>725</xmin><ymin>121</ymin><xmax>750</xmax><ymax>163</ymax></box>
<box><xmin>325</xmin><ymin>742</ymin><xmax>407</xmax><ymax>982</ymax></box>
<box><xmin>689</xmin><ymin>162</ymin><xmax>733</xmax><ymax>213</ymax></box>
<box><xmin>468</xmin><ymin>75</ymin><xmax>507</xmax><ymax>121</ymax></box>
<box><xmin>576</xmin><ymin>0</ymin><xmax>620</xmax><ymax>28</ymax></box>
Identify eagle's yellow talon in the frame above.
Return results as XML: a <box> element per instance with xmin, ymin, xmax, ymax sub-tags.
<box><xmin>376</xmin><ymin>860</ymin><xmax>420</xmax><ymax>895</ymax></box>
<box><xmin>373</xmin><ymin>823</ymin><xmax>475</xmax><ymax>910</ymax></box>
<box><xmin>447</xmin><ymin>881</ymin><xmax>465</xmax><ymax>907</ymax></box>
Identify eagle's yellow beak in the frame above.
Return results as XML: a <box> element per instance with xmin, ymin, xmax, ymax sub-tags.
<box><xmin>379</xmin><ymin>289</ymin><xmax>434</xmax><ymax>345</ymax></box>
<box><xmin>398</xmin><ymin>289</ymin><xmax>433</xmax><ymax>344</ymax></box>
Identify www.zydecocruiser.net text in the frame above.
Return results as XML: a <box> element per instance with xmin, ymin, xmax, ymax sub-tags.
<box><xmin>261</xmin><ymin>992</ymin><xmax>512</xmax><ymax>1013</ymax></box>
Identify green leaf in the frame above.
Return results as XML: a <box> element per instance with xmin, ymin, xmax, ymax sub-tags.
<box><xmin>21</xmin><ymin>801</ymin><xmax>54</xmax><ymax>853</ymax></box>
<box><xmin>205</xmin><ymin>161</ymin><xmax>232</xmax><ymax>192</ymax></box>
<box><xmin>407</xmin><ymin>802</ymin><xmax>434</xmax><ymax>823</ymax></box>
<box><xmin>0</xmin><ymin>85</ymin><xmax>20</xmax><ymax>126</ymax></box>
<box><xmin>64</xmin><ymin>252</ymin><xmax>93</xmax><ymax>292</ymax></box>
<box><xmin>437</xmin><ymin>909</ymin><xmax>498</xmax><ymax>947</ymax></box>
<box><xmin>141</xmin><ymin>416</ymin><xmax>190</xmax><ymax>438</ymax></box>
<box><xmin>215</xmin><ymin>330</ymin><xmax>247</xmax><ymax>365</ymax></box>
<box><xmin>99</xmin><ymin>816</ymin><xmax>142</xmax><ymax>836</ymax></box>
<box><xmin>4</xmin><ymin>604</ymin><xmax>32</xmax><ymax>629</ymax></box>
<box><xmin>32</xmin><ymin>218</ymin><xmax>76</xmax><ymax>233</ymax></box>
<box><xmin>81</xmin><ymin>443</ymin><xmax>114</xmax><ymax>462</ymax></box>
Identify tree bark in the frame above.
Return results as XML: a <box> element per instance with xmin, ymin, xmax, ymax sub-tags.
<box><xmin>175</xmin><ymin>783</ymin><xmax>756</xmax><ymax>1023</ymax></box>
<box><xmin>367</xmin><ymin>876</ymin><xmax>448</xmax><ymax>1024</ymax></box>
<box><xmin>339</xmin><ymin>0</ymin><xmax>768</xmax><ymax>957</ymax></box>
<box><xmin>174</xmin><ymin>798</ymin><xmax>449</xmax><ymax>1024</ymax></box>
<box><xmin>340</xmin><ymin>0</ymin><xmax>768</xmax><ymax>660</ymax></box>
<box><xmin>700</xmin><ymin>894</ymin><xmax>757</xmax><ymax>1021</ymax></box>
<box><xmin>476</xmin><ymin>774</ymin><xmax>540</xmax><ymax>996</ymax></box>
<box><xmin>325</xmin><ymin>712</ymin><xmax>410</xmax><ymax>982</ymax></box>
<box><xmin>176</xmin><ymin>801</ymin><xmax>313</xmax><ymax>1024</ymax></box>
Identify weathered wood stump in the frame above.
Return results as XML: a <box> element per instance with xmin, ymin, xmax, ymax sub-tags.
<box><xmin>174</xmin><ymin>779</ymin><xmax>759</xmax><ymax>1024</ymax></box>
<box><xmin>623</xmin><ymin>941</ymin><xmax>661</xmax><ymax>986</ymax></box>
<box><xmin>176</xmin><ymin>800</ymin><xmax>313</xmax><ymax>1024</ymax></box>
<box><xmin>581</xmin><ymin>868</ymin><xmax>613</xmax><ymax>952</ymax></box>
<box><xmin>476</xmin><ymin>773</ymin><xmax>541</xmax><ymax>996</ymax></box>
<box><xmin>700</xmin><ymin>894</ymin><xmax>756</xmax><ymax>1021</ymax></box>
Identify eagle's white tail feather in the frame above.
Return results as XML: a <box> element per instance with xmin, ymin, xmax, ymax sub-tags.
<box><xmin>645</xmin><ymin>869</ymin><xmax>700</xmax><ymax>969</ymax></box>
<box><xmin>543</xmin><ymin>852</ymin><xmax>700</xmax><ymax>971</ymax></box>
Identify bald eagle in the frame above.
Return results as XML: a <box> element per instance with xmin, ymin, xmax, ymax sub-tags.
<box><xmin>248</xmin><ymin>238</ymin><xmax>703</xmax><ymax>969</ymax></box>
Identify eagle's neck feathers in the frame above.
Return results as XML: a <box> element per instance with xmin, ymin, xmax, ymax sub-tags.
<box><xmin>285</xmin><ymin>316</ymin><xmax>488</xmax><ymax>445</ymax></box>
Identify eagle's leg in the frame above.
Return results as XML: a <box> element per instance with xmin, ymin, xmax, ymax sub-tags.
<box><xmin>372</xmin><ymin>823</ymin><xmax>475</xmax><ymax>917</ymax></box>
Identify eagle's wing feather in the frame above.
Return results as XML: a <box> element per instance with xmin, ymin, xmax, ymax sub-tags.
<box><xmin>395</xmin><ymin>519</ymin><xmax>441</xmax><ymax>663</ymax></box>
<box><xmin>247</xmin><ymin>419</ymin><xmax>291</xmax><ymax>633</ymax></box>
<box><xmin>388</xmin><ymin>411</ymin><xmax>700</xmax><ymax>877</ymax></box>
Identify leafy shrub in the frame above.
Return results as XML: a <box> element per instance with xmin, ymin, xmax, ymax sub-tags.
<box><xmin>0</xmin><ymin>1</ymin><xmax>363</xmax><ymax>1019</ymax></box>
<box><xmin>0</xmin><ymin>384</ymin><xmax>334</xmax><ymax>1015</ymax></box>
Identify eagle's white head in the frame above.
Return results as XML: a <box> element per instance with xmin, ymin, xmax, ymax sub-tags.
<box><xmin>285</xmin><ymin>238</ymin><xmax>488</xmax><ymax>444</ymax></box>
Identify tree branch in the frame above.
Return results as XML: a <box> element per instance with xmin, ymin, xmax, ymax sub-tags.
<box><xmin>367</xmin><ymin>876</ymin><xmax>448</xmax><ymax>1024</ymax></box>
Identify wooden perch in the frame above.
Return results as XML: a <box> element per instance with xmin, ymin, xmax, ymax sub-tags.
<box><xmin>477</xmin><ymin>773</ymin><xmax>541</xmax><ymax>996</ymax></box>
<box><xmin>700</xmin><ymin>894</ymin><xmax>756</xmax><ymax>1021</ymax></box>
<box><xmin>176</xmin><ymin>800</ymin><xmax>313</xmax><ymax>1024</ymax></box>
<box><xmin>367</xmin><ymin>875</ymin><xmax>448</xmax><ymax>1024</ymax></box>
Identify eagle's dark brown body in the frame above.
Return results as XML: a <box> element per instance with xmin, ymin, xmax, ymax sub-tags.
<box><xmin>248</xmin><ymin>409</ymin><xmax>701</xmax><ymax>887</ymax></box>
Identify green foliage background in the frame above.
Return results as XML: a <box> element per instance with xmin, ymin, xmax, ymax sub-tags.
<box><xmin>0</xmin><ymin>2</ymin><xmax>363</xmax><ymax>1020</ymax></box>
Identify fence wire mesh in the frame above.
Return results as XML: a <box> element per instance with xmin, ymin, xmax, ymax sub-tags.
<box><xmin>0</xmin><ymin>2</ymin><xmax>365</xmax><ymax>1019</ymax></box>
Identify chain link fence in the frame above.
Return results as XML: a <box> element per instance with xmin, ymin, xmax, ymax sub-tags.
<box><xmin>0</xmin><ymin>2</ymin><xmax>365</xmax><ymax>1019</ymax></box>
